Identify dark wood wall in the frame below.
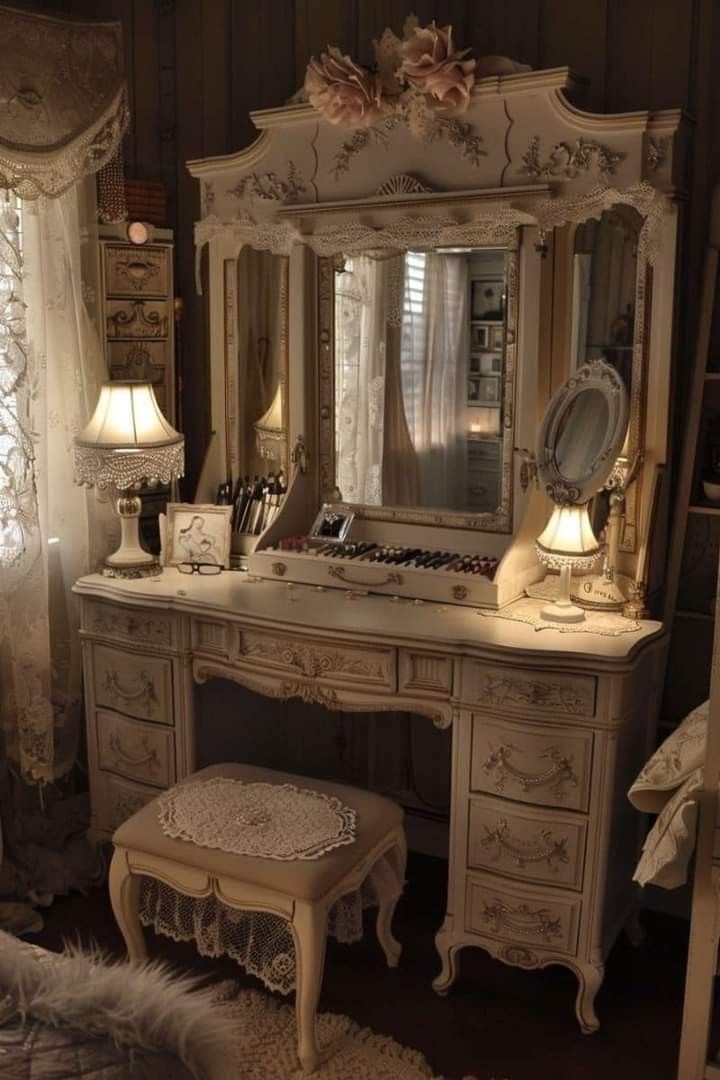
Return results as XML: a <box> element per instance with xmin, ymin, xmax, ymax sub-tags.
<box><xmin>27</xmin><ymin>0</ymin><xmax>719</xmax><ymax>492</ymax></box>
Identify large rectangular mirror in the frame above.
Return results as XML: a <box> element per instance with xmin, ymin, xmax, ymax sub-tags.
<box><xmin>227</xmin><ymin>247</ymin><xmax>289</xmax><ymax>479</ymax></box>
<box><xmin>328</xmin><ymin>245</ymin><xmax>516</xmax><ymax>529</ymax></box>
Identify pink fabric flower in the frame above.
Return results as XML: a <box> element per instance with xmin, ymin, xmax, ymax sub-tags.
<box><xmin>399</xmin><ymin>22</ymin><xmax>475</xmax><ymax>113</ymax></box>
<box><xmin>305</xmin><ymin>47</ymin><xmax>384</xmax><ymax>128</ymax></box>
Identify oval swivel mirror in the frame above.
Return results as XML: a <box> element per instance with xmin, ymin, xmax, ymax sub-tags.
<box><xmin>535</xmin><ymin>359</ymin><xmax>629</xmax><ymax>623</ymax></box>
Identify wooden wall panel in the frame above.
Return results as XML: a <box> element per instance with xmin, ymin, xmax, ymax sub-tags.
<box><xmin>466</xmin><ymin>0</ymin><xmax>541</xmax><ymax>72</ymax></box>
<box><xmin>294</xmin><ymin>0</ymin><xmax>358</xmax><ymax>80</ymax></box>
<box><xmin>540</xmin><ymin>0</ymin><xmax>607</xmax><ymax>112</ymax></box>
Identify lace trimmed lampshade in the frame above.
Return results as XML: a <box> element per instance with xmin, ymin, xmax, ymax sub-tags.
<box><xmin>74</xmin><ymin>380</ymin><xmax>184</xmax><ymax>577</ymax></box>
<box><xmin>253</xmin><ymin>382</ymin><xmax>286</xmax><ymax>467</ymax></box>
<box><xmin>535</xmin><ymin>503</ymin><xmax>601</xmax><ymax>623</ymax></box>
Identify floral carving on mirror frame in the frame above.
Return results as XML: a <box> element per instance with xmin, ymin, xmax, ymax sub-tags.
<box><xmin>304</xmin><ymin>16</ymin><xmax>486</xmax><ymax>178</ymax></box>
<box><xmin>521</xmin><ymin>136</ymin><xmax>625</xmax><ymax>181</ymax></box>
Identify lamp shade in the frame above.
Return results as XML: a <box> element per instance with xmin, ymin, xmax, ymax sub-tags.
<box><xmin>253</xmin><ymin>382</ymin><xmax>286</xmax><ymax>463</ymax></box>
<box><xmin>536</xmin><ymin>503</ymin><xmax>600</xmax><ymax>570</ymax></box>
<box><xmin>73</xmin><ymin>380</ymin><xmax>184</xmax><ymax>490</ymax></box>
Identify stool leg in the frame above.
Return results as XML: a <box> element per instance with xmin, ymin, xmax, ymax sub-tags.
<box><xmin>109</xmin><ymin>850</ymin><xmax>147</xmax><ymax>963</ymax></box>
<box><xmin>293</xmin><ymin>900</ymin><xmax>328</xmax><ymax>1074</ymax></box>
<box><xmin>376</xmin><ymin>836</ymin><xmax>406</xmax><ymax>968</ymax></box>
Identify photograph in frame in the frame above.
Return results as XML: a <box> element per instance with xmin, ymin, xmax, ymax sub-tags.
<box><xmin>471</xmin><ymin>279</ymin><xmax>504</xmax><ymax>320</ymax></box>
<box><xmin>165</xmin><ymin>503</ymin><xmax>232</xmax><ymax>567</ymax></box>
<box><xmin>477</xmin><ymin>374</ymin><xmax>502</xmax><ymax>406</ymax></box>
<box><xmin>309</xmin><ymin>504</ymin><xmax>355</xmax><ymax>544</ymax></box>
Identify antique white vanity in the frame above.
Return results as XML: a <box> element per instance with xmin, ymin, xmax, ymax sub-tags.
<box><xmin>74</xmin><ymin>56</ymin><xmax>687</xmax><ymax>1032</ymax></box>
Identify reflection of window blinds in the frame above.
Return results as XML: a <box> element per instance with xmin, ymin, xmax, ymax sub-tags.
<box><xmin>400</xmin><ymin>251</ymin><xmax>426</xmax><ymax>441</ymax></box>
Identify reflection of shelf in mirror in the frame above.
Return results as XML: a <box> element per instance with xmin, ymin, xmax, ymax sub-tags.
<box><xmin>704</xmin><ymin>372</ymin><xmax>720</xmax><ymax>380</ymax></box>
<box><xmin>689</xmin><ymin>503</ymin><xmax>720</xmax><ymax>515</ymax></box>
<box><xmin>676</xmin><ymin>609</ymin><xmax>714</xmax><ymax>621</ymax></box>
<box><xmin>586</xmin><ymin>343</ymin><xmax>634</xmax><ymax>350</ymax></box>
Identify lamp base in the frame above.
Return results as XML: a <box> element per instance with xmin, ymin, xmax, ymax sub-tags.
<box><xmin>539</xmin><ymin>564</ymin><xmax>586</xmax><ymax>624</ymax></box>
<box><xmin>103</xmin><ymin>492</ymin><xmax>162</xmax><ymax>579</ymax></box>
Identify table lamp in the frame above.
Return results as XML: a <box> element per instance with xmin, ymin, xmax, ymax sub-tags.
<box><xmin>73</xmin><ymin>380</ymin><xmax>184</xmax><ymax>577</ymax></box>
<box><xmin>253</xmin><ymin>381</ymin><xmax>286</xmax><ymax>466</ymax></box>
<box><xmin>535</xmin><ymin>503</ymin><xmax>601</xmax><ymax>623</ymax></box>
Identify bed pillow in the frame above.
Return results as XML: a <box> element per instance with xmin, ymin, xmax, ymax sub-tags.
<box><xmin>633</xmin><ymin>766</ymin><xmax>703</xmax><ymax>889</ymax></box>
<box><xmin>628</xmin><ymin>699</ymin><xmax>708</xmax><ymax>814</ymax></box>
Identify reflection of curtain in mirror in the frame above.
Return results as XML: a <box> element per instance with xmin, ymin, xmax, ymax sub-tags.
<box><xmin>401</xmin><ymin>253</ymin><xmax>468</xmax><ymax>508</ymax></box>
<box><xmin>581</xmin><ymin>210</ymin><xmax>638</xmax><ymax>389</ymax></box>
<box><xmin>236</xmin><ymin>249</ymin><xmax>285</xmax><ymax>476</ymax></box>
<box><xmin>334</xmin><ymin>255</ymin><xmax>418</xmax><ymax>504</ymax></box>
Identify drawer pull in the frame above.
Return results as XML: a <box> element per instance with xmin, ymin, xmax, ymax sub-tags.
<box><xmin>103</xmin><ymin>669</ymin><xmax>158</xmax><ymax>714</ymax></box>
<box><xmin>328</xmin><ymin>566</ymin><xmax>403</xmax><ymax>588</ymax></box>
<box><xmin>108</xmin><ymin>732</ymin><xmax>159</xmax><ymax>773</ymax></box>
<box><xmin>481</xmin><ymin>819</ymin><xmax>570</xmax><ymax>871</ymax></box>
<box><xmin>483</xmin><ymin>742</ymin><xmax>578</xmax><ymax>801</ymax></box>
<box><xmin>481</xmin><ymin>898</ymin><xmax>562</xmax><ymax>942</ymax></box>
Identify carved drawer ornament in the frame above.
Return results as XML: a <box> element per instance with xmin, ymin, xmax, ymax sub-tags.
<box><xmin>481</xmin><ymin>818</ymin><xmax>570</xmax><ymax>872</ymax></box>
<box><xmin>304</xmin><ymin>16</ymin><xmax>485</xmax><ymax>179</ymax></box>
<box><xmin>481</xmin><ymin>897</ymin><xmax>563</xmax><ymax>942</ymax></box>
<box><xmin>103</xmin><ymin>668</ymin><xmax>158</xmax><ymax>716</ymax></box>
<box><xmin>87</xmin><ymin>607</ymin><xmax>171</xmax><ymax>645</ymax></box>
<box><xmin>111</xmin><ymin>252</ymin><xmax>162</xmax><ymax>291</ymax></box>
<box><xmin>483</xmin><ymin>742</ymin><xmax>579</xmax><ymax>801</ymax></box>
<box><xmin>108</xmin><ymin>731</ymin><xmax>160</xmax><ymax>776</ymax></box>
<box><xmin>522</xmin><ymin>136</ymin><xmax>625</xmax><ymax>181</ymax></box>
<box><xmin>106</xmin><ymin>300</ymin><xmax>168</xmax><ymax>339</ymax></box>
<box><xmin>240</xmin><ymin>636</ymin><xmax>388</xmax><ymax>682</ymax></box>
<box><xmin>477</xmin><ymin>671</ymin><xmax>593</xmax><ymax>715</ymax></box>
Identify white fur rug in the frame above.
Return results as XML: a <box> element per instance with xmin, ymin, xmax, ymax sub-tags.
<box><xmin>213</xmin><ymin>981</ymin><xmax>443</xmax><ymax>1079</ymax></box>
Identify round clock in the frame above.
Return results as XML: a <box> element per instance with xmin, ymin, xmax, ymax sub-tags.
<box><xmin>126</xmin><ymin>221</ymin><xmax>150</xmax><ymax>245</ymax></box>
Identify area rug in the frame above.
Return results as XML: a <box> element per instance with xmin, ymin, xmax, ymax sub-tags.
<box><xmin>213</xmin><ymin>981</ymin><xmax>485</xmax><ymax>1080</ymax></box>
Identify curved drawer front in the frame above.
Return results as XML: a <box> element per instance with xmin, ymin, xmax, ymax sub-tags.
<box><xmin>83</xmin><ymin>599</ymin><xmax>174</xmax><ymax>649</ymax></box>
<box><xmin>96</xmin><ymin>709</ymin><xmax>174</xmax><ymax>789</ymax></box>
<box><xmin>93</xmin><ymin>644</ymin><xmax>173</xmax><ymax>725</ymax></box>
<box><xmin>468</xmin><ymin>795</ymin><xmax>587</xmax><ymax>891</ymax></box>
<box><xmin>463</xmin><ymin>661</ymin><xmax>596</xmax><ymax>719</ymax></box>
<box><xmin>235</xmin><ymin>628</ymin><xmax>396</xmax><ymax>690</ymax></box>
<box><xmin>471</xmin><ymin>716</ymin><xmax>593</xmax><ymax>812</ymax></box>
<box><xmin>97</xmin><ymin>774</ymin><xmax>158</xmax><ymax>836</ymax></box>
<box><xmin>466</xmin><ymin>874</ymin><xmax>580</xmax><ymax>956</ymax></box>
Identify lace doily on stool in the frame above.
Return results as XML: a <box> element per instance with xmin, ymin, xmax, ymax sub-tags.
<box><xmin>158</xmin><ymin>777</ymin><xmax>357</xmax><ymax>860</ymax></box>
<box><xmin>138</xmin><ymin>847</ymin><xmax>405</xmax><ymax>996</ymax></box>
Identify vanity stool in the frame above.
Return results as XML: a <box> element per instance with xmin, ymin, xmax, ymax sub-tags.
<box><xmin>109</xmin><ymin>762</ymin><xmax>406</xmax><ymax>1073</ymax></box>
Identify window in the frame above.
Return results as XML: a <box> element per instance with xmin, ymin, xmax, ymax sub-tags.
<box><xmin>0</xmin><ymin>195</ymin><xmax>31</xmax><ymax>566</ymax></box>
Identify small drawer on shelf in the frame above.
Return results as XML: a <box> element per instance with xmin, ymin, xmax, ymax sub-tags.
<box><xmin>92</xmin><ymin>644</ymin><xmax>173</xmax><ymax>725</ymax></box>
<box><xmin>399</xmin><ymin>650</ymin><xmax>453</xmax><ymax>696</ymax></box>
<box><xmin>235</xmin><ymin>628</ymin><xmax>396</xmax><ymax>691</ymax></box>
<box><xmin>82</xmin><ymin>599</ymin><xmax>174</xmax><ymax>649</ymax></box>
<box><xmin>471</xmin><ymin>716</ymin><xmax>593</xmax><ymax>812</ymax></box>
<box><xmin>103</xmin><ymin>243</ymin><xmax>171</xmax><ymax>297</ymax></box>
<box><xmin>463</xmin><ymin>661</ymin><xmax>596</xmax><ymax>719</ymax></box>
<box><xmin>468</xmin><ymin>794</ymin><xmax>587</xmax><ymax>891</ymax></box>
<box><xmin>96</xmin><ymin>709</ymin><xmax>174</xmax><ymax>788</ymax></box>
<box><xmin>192</xmin><ymin>617</ymin><xmax>230</xmax><ymax>657</ymax></box>
<box><xmin>465</xmin><ymin>873</ymin><xmax>581</xmax><ymax>956</ymax></box>
<box><xmin>95</xmin><ymin>773</ymin><xmax>159</xmax><ymax>836</ymax></box>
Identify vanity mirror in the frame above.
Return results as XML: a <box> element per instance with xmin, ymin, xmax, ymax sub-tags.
<box><xmin>327</xmin><ymin>243</ymin><xmax>517</xmax><ymax>530</ymax></box>
<box><xmin>536</xmin><ymin>358</ymin><xmax>629</xmax><ymax>621</ymax></box>
<box><xmin>234</xmin><ymin>247</ymin><xmax>288</xmax><ymax>476</ymax></box>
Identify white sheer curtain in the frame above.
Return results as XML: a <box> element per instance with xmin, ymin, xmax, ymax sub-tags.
<box><xmin>0</xmin><ymin>181</ymin><xmax>112</xmax><ymax>924</ymax></box>
<box><xmin>400</xmin><ymin>252</ymin><xmax>468</xmax><ymax>508</ymax></box>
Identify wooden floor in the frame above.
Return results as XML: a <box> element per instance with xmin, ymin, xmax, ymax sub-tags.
<box><xmin>27</xmin><ymin>853</ymin><xmax>695</xmax><ymax>1080</ymax></box>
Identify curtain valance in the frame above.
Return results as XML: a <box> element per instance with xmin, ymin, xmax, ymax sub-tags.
<box><xmin>0</xmin><ymin>5</ymin><xmax>128</xmax><ymax>200</ymax></box>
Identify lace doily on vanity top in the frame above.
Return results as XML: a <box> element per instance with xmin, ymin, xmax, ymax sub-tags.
<box><xmin>479</xmin><ymin>590</ymin><xmax>640</xmax><ymax>636</ymax></box>
<box><xmin>158</xmin><ymin>777</ymin><xmax>357</xmax><ymax>860</ymax></box>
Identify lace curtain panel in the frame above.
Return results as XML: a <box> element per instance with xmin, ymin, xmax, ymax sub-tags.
<box><xmin>0</xmin><ymin>5</ymin><xmax>129</xmax><ymax>199</ymax></box>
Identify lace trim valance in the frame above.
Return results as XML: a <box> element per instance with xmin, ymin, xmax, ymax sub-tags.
<box><xmin>0</xmin><ymin>6</ymin><xmax>129</xmax><ymax>199</ymax></box>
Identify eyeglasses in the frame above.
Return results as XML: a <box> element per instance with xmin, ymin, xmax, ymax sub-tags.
<box><xmin>177</xmin><ymin>562</ymin><xmax>222</xmax><ymax>575</ymax></box>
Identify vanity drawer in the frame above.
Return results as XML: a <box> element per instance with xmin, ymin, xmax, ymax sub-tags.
<box><xmin>465</xmin><ymin>873</ymin><xmax>581</xmax><ymax>957</ymax></box>
<box><xmin>471</xmin><ymin>715</ymin><xmax>593</xmax><ymax>812</ymax></box>
<box><xmin>399</xmin><ymin>650</ymin><xmax>453</xmax><ymax>696</ymax></box>
<box><xmin>96</xmin><ymin>709</ymin><xmax>175</xmax><ymax>789</ymax></box>
<box><xmin>462</xmin><ymin>660</ymin><xmax>596</xmax><ymax>719</ymax></box>
<box><xmin>95</xmin><ymin>773</ymin><xmax>159</xmax><ymax>836</ymax></box>
<box><xmin>468</xmin><ymin>794</ymin><xmax>587</xmax><ymax>891</ymax></box>
<box><xmin>235</xmin><ymin>627</ymin><xmax>396</xmax><ymax>691</ymax></box>
<box><xmin>82</xmin><ymin>599</ymin><xmax>175</xmax><ymax>650</ymax></box>
<box><xmin>103</xmin><ymin>243</ymin><xmax>171</xmax><ymax>298</ymax></box>
<box><xmin>92</xmin><ymin>644</ymin><xmax>174</xmax><ymax>725</ymax></box>
<box><xmin>106</xmin><ymin>298</ymin><xmax>170</xmax><ymax>340</ymax></box>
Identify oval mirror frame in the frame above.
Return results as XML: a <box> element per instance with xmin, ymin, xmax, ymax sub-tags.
<box><xmin>537</xmin><ymin>358</ymin><xmax>629</xmax><ymax>506</ymax></box>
